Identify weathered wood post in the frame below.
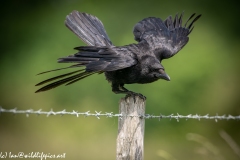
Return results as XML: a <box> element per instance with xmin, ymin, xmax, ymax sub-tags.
<box><xmin>116</xmin><ymin>96</ymin><xmax>146</xmax><ymax>160</ymax></box>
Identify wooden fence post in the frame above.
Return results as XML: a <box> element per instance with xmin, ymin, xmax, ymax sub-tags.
<box><xmin>116</xmin><ymin>96</ymin><xmax>146</xmax><ymax>160</ymax></box>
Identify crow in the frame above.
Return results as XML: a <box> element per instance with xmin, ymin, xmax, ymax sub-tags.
<box><xmin>35</xmin><ymin>11</ymin><xmax>201</xmax><ymax>99</ymax></box>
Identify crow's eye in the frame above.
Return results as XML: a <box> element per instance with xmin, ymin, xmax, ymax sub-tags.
<box><xmin>150</xmin><ymin>68</ymin><xmax>161</xmax><ymax>73</ymax></box>
<box><xmin>153</xmin><ymin>74</ymin><xmax>158</xmax><ymax>78</ymax></box>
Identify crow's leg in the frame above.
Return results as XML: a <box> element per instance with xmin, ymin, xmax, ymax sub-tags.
<box><xmin>111</xmin><ymin>83</ymin><xmax>146</xmax><ymax>101</ymax></box>
<box><xmin>120</xmin><ymin>84</ymin><xmax>146</xmax><ymax>100</ymax></box>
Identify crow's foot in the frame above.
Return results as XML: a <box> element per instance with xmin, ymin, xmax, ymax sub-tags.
<box><xmin>125</xmin><ymin>92</ymin><xmax>146</xmax><ymax>102</ymax></box>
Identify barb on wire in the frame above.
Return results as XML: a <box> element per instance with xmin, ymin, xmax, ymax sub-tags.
<box><xmin>0</xmin><ymin>106</ymin><xmax>240</xmax><ymax>121</ymax></box>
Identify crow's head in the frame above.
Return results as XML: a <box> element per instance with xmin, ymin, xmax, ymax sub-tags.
<box><xmin>141</xmin><ymin>55</ymin><xmax>170</xmax><ymax>82</ymax></box>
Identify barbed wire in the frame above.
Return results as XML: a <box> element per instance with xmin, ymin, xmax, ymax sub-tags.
<box><xmin>0</xmin><ymin>106</ymin><xmax>240</xmax><ymax>122</ymax></box>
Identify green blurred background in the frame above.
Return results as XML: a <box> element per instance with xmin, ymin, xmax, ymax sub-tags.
<box><xmin>0</xmin><ymin>0</ymin><xmax>240</xmax><ymax>159</ymax></box>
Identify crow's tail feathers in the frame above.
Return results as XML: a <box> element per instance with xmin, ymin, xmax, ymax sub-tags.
<box><xmin>35</xmin><ymin>46</ymin><xmax>114</xmax><ymax>93</ymax></box>
<box><xmin>35</xmin><ymin>69</ymin><xmax>101</xmax><ymax>93</ymax></box>
<box><xmin>65</xmin><ymin>10</ymin><xmax>113</xmax><ymax>47</ymax></box>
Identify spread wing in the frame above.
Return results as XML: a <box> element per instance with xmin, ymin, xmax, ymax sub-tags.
<box><xmin>58</xmin><ymin>46</ymin><xmax>137</xmax><ymax>72</ymax></box>
<box><xmin>65</xmin><ymin>10</ymin><xmax>113</xmax><ymax>46</ymax></box>
<box><xmin>133</xmin><ymin>12</ymin><xmax>201</xmax><ymax>60</ymax></box>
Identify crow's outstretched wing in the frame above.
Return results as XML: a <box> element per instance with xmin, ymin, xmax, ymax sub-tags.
<box><xmin>58</xmin><ymin>46</ymin><xmax>137</xmax><ymax>72</ymax></box>
<box><xmin>133</xmin><ymin>13</ymin><xmax>201</xmax><ymax>60</ymax></box>
<box><xmin>65</xmin><ymin>10</ymin><xmax>112</xmax><ymax>46</ymax></box>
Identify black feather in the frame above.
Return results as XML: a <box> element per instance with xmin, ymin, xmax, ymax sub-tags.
<box><xmin>187</xmin><ymin>14</ymin><xmax>202</xmax><ymax>30</ymax></box>
<box><xmin>35</xmin><ymin>71</ymin><xmax>93</xmax><ymax>92</ymax></box>
<box><xmin>184</xmin><ymin>13</ymin><xmax>196</xmax><ymax>27</ymax></box>
<box><xmin>35</xmin><ymin>69</ymin><xmax>84</xmax><ymax>86</ymax></box>
<box><xmin>65</xmin><ymin>72</ymin><xmax>97</xmax><ymax>85</ymax></box>
<box><xmin>65</xmin><ymin>11</ymin><xmax>112</xmax><ymax>46</ymax></box>
<box><xmin>179</xmin><ymin>12</ymin><xmax>184</xmax><ymax>27</ymax></box>
<box><xmin>174</xmin><ymin>13</ymin><xmax>179</xmax><ymax>28</ymax></box>
<box><xmin>37</xmin><ymin>64</ymin><xmax>80</xmax><ymax>75</ymax></box>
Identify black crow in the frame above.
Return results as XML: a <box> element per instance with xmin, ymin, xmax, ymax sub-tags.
<box><xmin>36</xmin><ymin>11</ymin><xmax>201</xmax><ymax>99</ymax></box>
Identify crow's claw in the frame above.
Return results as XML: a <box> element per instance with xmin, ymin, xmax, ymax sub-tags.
<box><xmin>125</xmin><ymin>92</ymin><xmax>146</xmax><ymax>102</ymax></box>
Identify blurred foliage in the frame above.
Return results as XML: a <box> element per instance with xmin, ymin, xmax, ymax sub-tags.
<box><xmin>0</xmin><ymin>0</ymin><xmax>239</xmax><ymax>159</ymax></box>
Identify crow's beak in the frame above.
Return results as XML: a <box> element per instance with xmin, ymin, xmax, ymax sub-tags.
<box><xmin>155</xmin><ymin>69</ymin><xmax>171</xmax><ymax>81</ymax></box>
<box><xmin>158</xmin><ymin>73</ymin><xmax>170</xmax><ymax>81</ymax></box>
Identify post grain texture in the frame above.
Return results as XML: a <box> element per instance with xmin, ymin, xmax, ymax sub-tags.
<box><xmin>116</xmin><ymin>96</ymin><xmax>146</xmax><ymax>160</ymax></box>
